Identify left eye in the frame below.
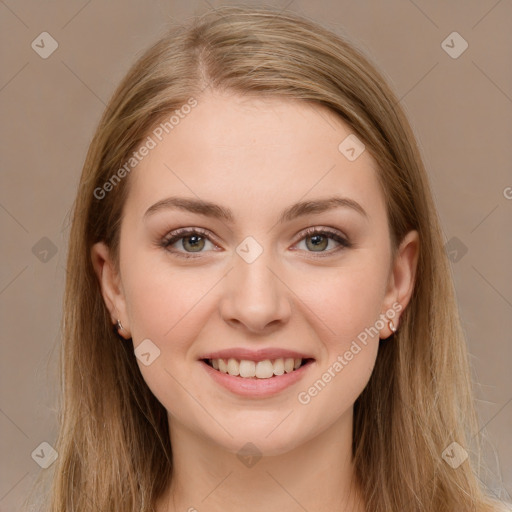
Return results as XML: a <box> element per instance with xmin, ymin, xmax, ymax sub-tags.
<box><xmin>295</xmin><ymin>228</ymin><xmax>350</xmax><ymax>254</ymax></box>
<box><xmin>160</xmin><ymin>227</ymin><xmax>350</xmax><ymax>258</ymax></box>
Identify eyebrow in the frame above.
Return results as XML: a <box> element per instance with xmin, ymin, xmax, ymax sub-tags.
<box><xmin>143</xmin><ymin>195</ymin><xmax>368</xmax><ymax>224</ymax></box>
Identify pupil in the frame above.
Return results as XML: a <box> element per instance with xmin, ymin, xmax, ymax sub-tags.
<box><xmin>184</xmin><ymin>235</ymin><xmax>204</xmax><ymax>252</ymax></box>
<box><xmin>307</xmin><ymin>234</ymin><xmax>327</xmax><ymax>251</ymax></box>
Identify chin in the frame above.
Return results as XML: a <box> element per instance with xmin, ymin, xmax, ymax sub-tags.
<box><xmin>205</xmin><ymin>420</ymin><xmax>311</xmax><ymax>458</ymax></box>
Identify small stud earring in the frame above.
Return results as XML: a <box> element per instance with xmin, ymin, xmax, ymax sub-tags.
<box><xmin>116</xmin><ymin>319</ymin><xmax>124</xmax><ymax>332</ymax></box>
<box><xmin>388</xmin><ymin>320</ymin><xmax>397</xmax><ymax>333</ymax></box>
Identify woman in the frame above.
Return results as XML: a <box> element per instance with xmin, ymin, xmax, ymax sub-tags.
<box><xmin>27</xmin><ymin>5</ymin><xmax>509</xmax><ymax>511</ymax></box>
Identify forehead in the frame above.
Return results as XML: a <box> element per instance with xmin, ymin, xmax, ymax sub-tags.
<box><xmin>123</xmin><ymin>91</ymin><xmax>385</xmax><ymax>224</ymax></box>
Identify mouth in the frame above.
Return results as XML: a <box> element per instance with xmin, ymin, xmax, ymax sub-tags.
<box><xmin>201</xmin><ymin>357</ymin><xmax>315</xmax><ymax>379</ymax></box>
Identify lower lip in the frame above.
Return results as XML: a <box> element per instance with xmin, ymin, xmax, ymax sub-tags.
<box><xmin>200</xmin><ymin>360</ymin><xmax>315</xmax><ymax>398</ymax></box>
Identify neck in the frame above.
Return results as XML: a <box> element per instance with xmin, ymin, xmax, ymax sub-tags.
<box><xmin>156</xmin><ymin>409</ymin><xmax>365</xmax><ymax>512</ymax></box>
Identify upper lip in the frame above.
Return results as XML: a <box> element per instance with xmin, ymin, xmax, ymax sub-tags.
<box><xmin>200</xmin><ymin>348</ymin><xmax>315</xmax><ymax>362</ymax></box>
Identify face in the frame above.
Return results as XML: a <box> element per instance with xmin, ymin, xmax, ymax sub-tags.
<box><xmin>92</xmin><ymin>90</ymin><xmax>418</xmax><ymax>457</ymax></box>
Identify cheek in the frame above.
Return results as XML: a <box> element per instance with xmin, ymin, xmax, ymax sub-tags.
<box><xmin>124</xmin><ymin>266</ymin><xmax>217</xmax><ymax>343</ymax></box>
<box><xmin>120</xmin><ymin>260</ymin><xmax>218</xmax><ymax>409</ymax></box>
<box><xmin>293</xmin><ymin>268</ymin><xmax>383</xmax><ymax>419</ymax></box>
<box><xmin>300</xmin><ymin>261</ymin><xmax>388</xmax><ymax>348</ymax></box>
<box><xmin>119</xmin><ymin>238</ymin><xmax>217</xmax><ymax>347</ymax></box>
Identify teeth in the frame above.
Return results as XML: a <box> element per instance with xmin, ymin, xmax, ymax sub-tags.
<box><xmin>218</xmin><ymin>358</ymin><xmax>228</xmax><ymax>373</ymax></box>
<box><xmin>273</xmin><ymin>358</ymin><xmax>284</xmax><ymax>375</ymax></box>
<box><xmin>209</xmin><ymin>357</ymin><xmax>307</xmax><ymax>378</ymax></box>
<box><xmin>239</xmin><ymin>360</ymin><xmax>255</xmax><ymax>377</ymax></box>
<box><xmin>227</xmin><ymin>358</ymin><xmax>240</xmax><ymax>376</ymax></box>
<box><xmin>284</xmin><ymin>358</ymin><xmax>294</xmax><ymax>373</ymax></box>
<box><xmin>255</xmin><ymin>360</ymin><xmax>274</xmax><ymax>378</ymax></box>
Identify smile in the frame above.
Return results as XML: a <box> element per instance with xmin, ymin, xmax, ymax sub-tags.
<box><xmin>203</xmin><ymin>357</ymin><xmax>313</xmax><ymax>378</ymax></box>
<box><xmin>199</xmin><ymin>357</ymin><xmax>315</xmax><ymax>398</ymax></box>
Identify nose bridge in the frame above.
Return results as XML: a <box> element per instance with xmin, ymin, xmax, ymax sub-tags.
<box><xmin>219</xmin><ymin>242</ymin><xmax>291</xmax><ymax>332</ymax></box>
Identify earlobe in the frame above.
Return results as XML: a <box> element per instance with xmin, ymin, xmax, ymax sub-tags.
<box><xmin>90</xmin><ymin>242</ymin><xmax>131</xmax><ymax>338</ymax></box>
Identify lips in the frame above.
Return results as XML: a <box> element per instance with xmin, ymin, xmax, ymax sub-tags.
<box><xmin>198</xmin><ymin>347</ymin><xmax>315</xmax><ymax>391</ymax></box>
<box><xmin>199</xmin><ymin>353</ymin><xmax>315</xmax><ymax>397</ymax></box>
<box><xmin>199</xmin><ymin>348</ymin><xmax>314</xmax><ymax>378</ymax></box>
<box><xmin>199</xmin><ymin>347</ymin><xmax>314</xmax><ymax>362</ymax></box>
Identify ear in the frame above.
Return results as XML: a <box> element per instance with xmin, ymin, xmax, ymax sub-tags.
<box><xmin>380</xmin><ymin>230</ymin><xmax>419</xmax><ymax>339</ymax></box>
<box><xmin>91</xmin><ymin>241</ymin><xmax>131</xmax><ymax>339</ymax></box>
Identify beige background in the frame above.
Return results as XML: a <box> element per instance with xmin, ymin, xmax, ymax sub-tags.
<box><xmin>0</xmin><ymin>0</ymin><xmax>511</xmax><ymax>509</ymax></box>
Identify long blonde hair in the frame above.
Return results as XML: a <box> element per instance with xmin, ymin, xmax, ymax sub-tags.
<box><xmin>26</xmin><ymin>5</ymin><xmax>506</xmax><ymax>511</ymax></box>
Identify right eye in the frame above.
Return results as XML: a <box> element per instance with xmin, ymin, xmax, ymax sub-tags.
<box><xmin>160</xmin><ymin>227</ymin><xmax>220</xmax><ymax>258</ymax></box>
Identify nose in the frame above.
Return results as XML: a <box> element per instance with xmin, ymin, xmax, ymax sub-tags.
<box><xmin>219</xmin><ymin>249</ymin><xmax>292</xmax><ymax>334</ymax></box>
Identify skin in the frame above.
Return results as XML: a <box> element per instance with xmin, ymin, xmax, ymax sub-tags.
<box><xmin>92</xmin><ymin>90</ymin><xmax>419</xmax><ymax>512</ymax></box>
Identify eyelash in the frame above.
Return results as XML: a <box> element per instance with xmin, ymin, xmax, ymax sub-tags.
<box><xmin>159</xmin><ymin>226</ymin><xmax>352</xmax><ymax>259</ymax></box>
